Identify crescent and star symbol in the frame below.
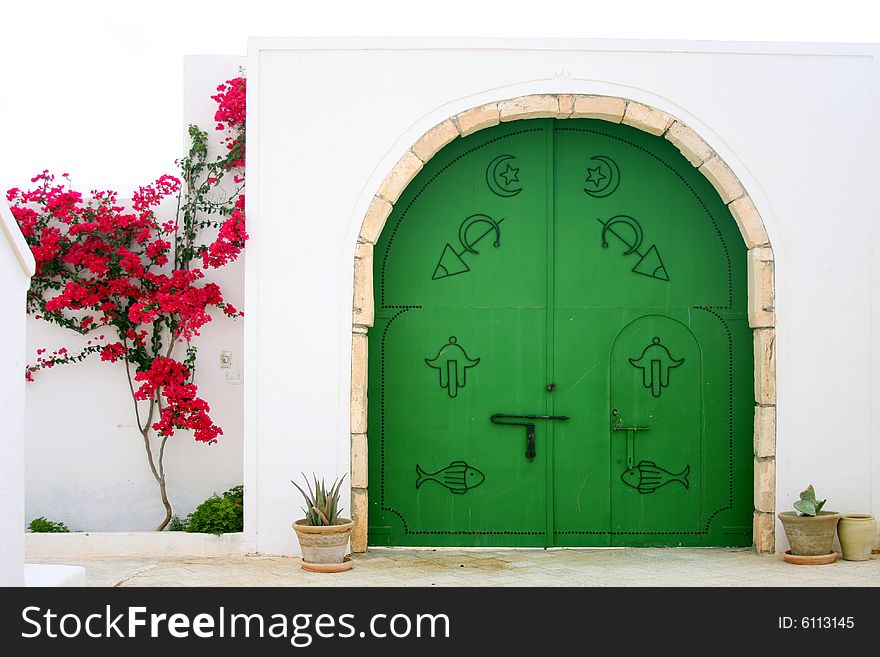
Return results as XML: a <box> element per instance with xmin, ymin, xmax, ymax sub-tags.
<box><xmin>583</xmin><ymin>155</ymin><xmax>620</xmax><ymax>198</ymax></box>
<box><xmin>486</xmin><ymin>155</ymin><xmax>523</xmax><ymax>197</ymax></box>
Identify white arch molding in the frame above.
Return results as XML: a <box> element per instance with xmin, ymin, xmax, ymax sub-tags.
<box><xmin>349</xmin><ymin>94</ymin><xmax>776</xmax><ymax>554</ymax></box>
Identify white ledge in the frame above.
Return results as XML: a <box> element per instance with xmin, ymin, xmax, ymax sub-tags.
<box><xmin>26</xmin><ymin>532</ymin><xmax>249</xmax><ymax>558</ymax></box>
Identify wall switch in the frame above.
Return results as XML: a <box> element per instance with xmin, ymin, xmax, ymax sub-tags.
<box><xmin>220</xmin><ymin>351</ymin><xmax>232</xmax><ymax>368</ymax></box>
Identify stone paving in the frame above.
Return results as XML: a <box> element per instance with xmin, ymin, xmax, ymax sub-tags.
<box><xmin>27</xmin><ymin>547</ymin><xmax>880</xmax><ymax>587</ymax></box>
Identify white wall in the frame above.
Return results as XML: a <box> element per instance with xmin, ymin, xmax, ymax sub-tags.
<box><xmin>247</xmin><ymin>38</ymin><xmax>880</xmax><ymax>554</ymax></box>
<box><xmin>24</xmin><ymin>56</ymin><xmax>246</xmax><ymax>532</ymax></box>
<box><xmin>0</xmin><ymin>199</ymin><xmax>36</xmax><ymax>585</ymax></box>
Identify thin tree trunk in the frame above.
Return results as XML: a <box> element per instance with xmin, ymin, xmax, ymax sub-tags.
<box><xmin>155</xmin><ymin>472</ymin><xmax>172</xmax><ymax>531</ymax></box>
<box><xmin>155</xmin><ymin>423</ymin><xmax>172</xmax><ymax>531</ymax></box>
<box><xmin>125</xmin><ymin>348</ymin><xmax>174</xmax><ymax>531</ymax></box>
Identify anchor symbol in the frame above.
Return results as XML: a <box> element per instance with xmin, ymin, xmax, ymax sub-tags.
<box><xmin>432</xmin><ymin>214</ymin><xmax>504</xmax><ymax>280</ymax></box>
<box><xmin>425</xmin><ymin>336</ymin><xmax>481</xmax><ymax>398</ymax></box>
<box><xmin>628</xmin><ymin>337</ymin><xmax>684</xmax><ymax>398</ymax></box>
<box><xmin>597</xmin><ymin>215</ymin><xmax>669</xmax><ymax>281</ymax></box>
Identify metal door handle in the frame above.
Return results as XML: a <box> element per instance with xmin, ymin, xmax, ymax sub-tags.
<box><xmin>490</xmin><ymin>413</ymin><xmax>570</xmax><ymax>461</ymax></box>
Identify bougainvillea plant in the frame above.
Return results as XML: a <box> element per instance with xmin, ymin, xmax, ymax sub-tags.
<box><xmin>7</xmin><ymin>75</ymin><xmax>248</xmax><ymax>530</ymax></box>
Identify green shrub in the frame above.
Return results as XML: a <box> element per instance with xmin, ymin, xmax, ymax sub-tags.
<box><xmin>166</xmin><ymin>515</ymin><xmax>186</xmax><ymax>532</ymax></box>
<box><xmin>183</xmin><ymin>485</ymin><xmax>243</xmax><ymax>535</ymax></box>
<box><xmin>28</xmin><ymin>517</ymin><xmax>70</xmax><ymax>533</ymax></box>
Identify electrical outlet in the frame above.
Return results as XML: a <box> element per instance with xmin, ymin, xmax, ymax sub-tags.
<box><xmin>220</xmin><ymin>351</ymin><xmax>232</xmax><ymax>369</ymax></box>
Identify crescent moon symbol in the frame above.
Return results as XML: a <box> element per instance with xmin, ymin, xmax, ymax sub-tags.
<box><xmin>601</xmin><ymin>215</ymin><xmax>643</xmax><ymax>255</ymax></box>
<box><xmin>584</xmin><ymin>155</ymin><xmax>620</xmax><ymax>198</ymax></box>
<box><xmin>486</xmin><ymin>155</ymin><xmax>523</xmax><ymax>197</ymax></box>
<box><xmin>459</xmin><ymin>214</ymin><xmax>501</xmax><ymax>255</ymax></box>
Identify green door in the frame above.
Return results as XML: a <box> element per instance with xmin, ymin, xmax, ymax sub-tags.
<box><xmin>368</xmin><ymin>119</ymin><xmax>753</xmax><ymax>547</ymax></box>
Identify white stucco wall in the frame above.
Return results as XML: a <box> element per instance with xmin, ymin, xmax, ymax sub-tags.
<box><xmin>247</xmin><ymin>38</ymin><xmax>880</xmax><ymax>555</ymax></box>
<box><xmin>0</xmin><ymin>199</ymin><xmax>36</xmax><ymax>585</ymax></box>
<box><xmin>24</xmin><ymin>55</ymin><xmax>246</xmax><ymax>532</ymax></box>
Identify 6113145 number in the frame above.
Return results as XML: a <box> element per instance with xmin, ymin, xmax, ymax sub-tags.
<box><xmin>778</xmin><ymin>617</ymin><xmax>854</xmax><ymax>629</ymax></box>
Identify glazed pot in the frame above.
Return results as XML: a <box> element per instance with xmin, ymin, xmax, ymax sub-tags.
<box><xmin>778</xmin><ymin>511</ymin><xmax>841</xmax><ymax>557</ymax></box>
<box><xmin>292</xmin><ymin>518</ymin><xmax>354</xmax><ymax>565</ymax></box>
<box><xmin>837</xmin><ymin>514</ymin><xmax>876</xmax><ymax>562</ymax></box>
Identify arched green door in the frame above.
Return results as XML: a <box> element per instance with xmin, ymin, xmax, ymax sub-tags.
<box><xmin>368</xmin><ymin>119</ymin><xmax>753</xmax><ymax>547</ymax></box>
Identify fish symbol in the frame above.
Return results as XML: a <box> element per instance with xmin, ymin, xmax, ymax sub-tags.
<box><xmin>620</xmin><ymin>460</ymin><xmax>690</xmax><ymax>494</ymax></box>
<box><xmin>416</xmin><ymin>461</ymin><xmax>485</xmax><ymax>495</ymax></box>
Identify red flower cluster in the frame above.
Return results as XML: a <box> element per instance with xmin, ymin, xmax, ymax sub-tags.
<box><xmin>211</xmin><ymin>76</ymin><xmax>246</xmax><ymax>169</ymax></box>
<box><xmin>134</xmin><ymin>357</ymin><xmax>221</xmax><ymax>443</ymax></box>
<box><xmin>127</xmin><ymin>269</ymin><xmax>223</xmax><ymax>340</ymax></box>
<box><xmin>100</xmin><ymin>342</ymin><xmax>126</xmax><ymax>362</ymax></box>
<box><xmin>8</xmin><ymin>172</ymin><xmax>183</xmax><ymax>283</ymax></box>
<box><xmin>202</xmin><ymin>194</ymin><xmax>248</xmax><ymax>268</ymax></box>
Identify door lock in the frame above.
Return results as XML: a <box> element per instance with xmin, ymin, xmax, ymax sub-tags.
<box><xmin>490</xmin><ymin>413</ymin><xmax>570</xmax><ymax>461</ymax></box>
<box><xmin>611</xmin><ymin>416</ymin><xmax>650</xmax><ymax>468</ymax></box>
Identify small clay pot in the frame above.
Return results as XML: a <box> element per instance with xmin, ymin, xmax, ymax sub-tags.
<box><xmin>292</xmin><ymin>518</ymin><xmax>354</xmax><ymax>567</ymax></box>
<box><xmin>837</xmin><ymin>514</ymin><xmax>876</xmax><ymax>562</ymax></box>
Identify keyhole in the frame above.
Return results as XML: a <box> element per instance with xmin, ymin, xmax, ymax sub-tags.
<box><xmin>611</xmin><ymin>408</ymin><xmax>619</xmax><ymax>417</ymax></box>
<box><xmin>546</xmin><ymin>383</ymin><xmax>556</xmax><ymax>392</ymax></box>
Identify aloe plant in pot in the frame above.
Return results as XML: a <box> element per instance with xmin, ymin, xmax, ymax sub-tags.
<box><xmin>291</xmin><ymin>474</ymin><xmax>354</xmax><ymax>573</ymax></box>
<box><xmin>778</xmin><ymin>485</ymin><xmax>840</xmax><ymax>564</ymax></box>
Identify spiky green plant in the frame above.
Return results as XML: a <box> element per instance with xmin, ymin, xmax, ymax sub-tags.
<box><xmin>291</xmin><ymin>474</ymin><xmax>346</xmax><ymax>526</ymax></box>
<box><xmin>793</xmin><ymin>484</ymin><xmax>827</xmax><ymax>517</ymax></box>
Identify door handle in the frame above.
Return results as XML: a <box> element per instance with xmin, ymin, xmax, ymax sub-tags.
<box><xmin>490</xmin><ymin>413</ymin><xmax>570</xmax><ymax>461</ymax></box>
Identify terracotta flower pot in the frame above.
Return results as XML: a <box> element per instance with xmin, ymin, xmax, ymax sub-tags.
<box><xmin>837</xmin><ymin>514</ymin><xmax>876</xmax><ymax>562</ymax></box>
<box><xmin>292</xmin><ymin>518</ymin><xmax>354</xmax><ymax>567</ymax></box>
<box><xmin>778</xmin><ymin>511</ymin><xmax>841</xmax><ymax>557</ymax></box>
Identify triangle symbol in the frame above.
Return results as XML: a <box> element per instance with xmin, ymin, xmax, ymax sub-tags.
<box><xmin>432</xmin><ymin>243</ymin><xmax>469</xmax><ymax>280</ymax></box>
<box><xmin>632</xmin><ymin>244</ymin><xmax>669</xmax><ymax>281</ymax></box>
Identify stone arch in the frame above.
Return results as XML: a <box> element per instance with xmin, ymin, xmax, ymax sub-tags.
<box><xmin>349</xmin><ymin>94</ymin><xmax>776</xmax><ymax>554</ymax></box>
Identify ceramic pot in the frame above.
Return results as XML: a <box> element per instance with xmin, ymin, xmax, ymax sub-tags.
<box><xmin>837</xmin><ymin>514</ymin><xmax>876</xmax><ymax>562</ymax></box>
<box><xmin>292</xmin><ymin>518</ymin><xmax>354</xmax><ymax>565</ymax></box>
<box><xmin>778</xmin><ymin>511</ymin><xmax>841</xmax><ymax>557</ymax></box>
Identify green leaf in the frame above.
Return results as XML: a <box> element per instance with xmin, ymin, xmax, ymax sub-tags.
<box><xmin>793</xmin><ymin>499</ymin><xmax>817</xmax><ymax>516</ymax></box>
<box><xmin>799</xmin><ymin>485</ymin><xmax>817</xmax><ymax>504</ymax></box>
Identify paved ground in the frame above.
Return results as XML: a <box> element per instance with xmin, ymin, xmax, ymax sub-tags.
<box><xmin>27</xmin><ymin>547</ymin><xmax>880</xmax><ymax>587</ymax></box>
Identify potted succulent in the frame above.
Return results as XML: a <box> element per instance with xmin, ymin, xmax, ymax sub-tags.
<box><xmin>291</xmin><ymin>474</ymin><xmax>354</xmax><ymax>572</ymax></box>
<box><xmin>778</xmin><ymin>485</ymin><xmax>841</xmax><ymax>564</ymax></box>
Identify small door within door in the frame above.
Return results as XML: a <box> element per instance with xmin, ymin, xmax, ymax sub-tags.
<box><xmin>609</xmin><ymin>315</ymin><xmax>702</xmax><ymax>539</ymax></box>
